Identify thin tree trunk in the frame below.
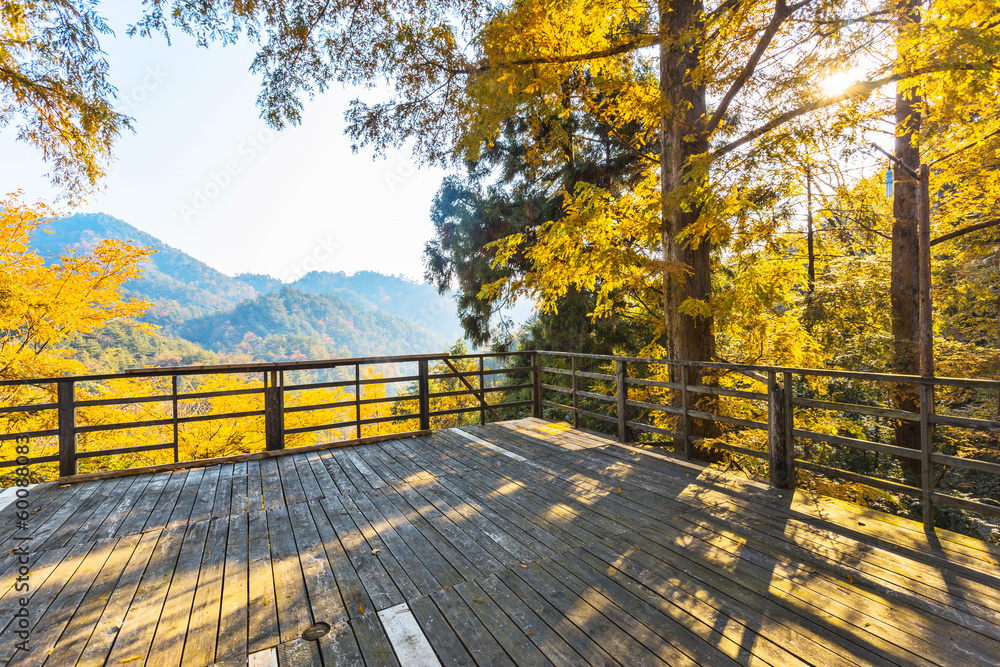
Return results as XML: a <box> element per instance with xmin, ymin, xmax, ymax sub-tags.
<box><xmin>660</xmin><ymin>0</ymin><xmax>717</xmax><ymax>455</ymax></box>
<box><xmin>891</xmin><ymin>0</ymin><xmax>922</xmax><ymax>479</ymax></box>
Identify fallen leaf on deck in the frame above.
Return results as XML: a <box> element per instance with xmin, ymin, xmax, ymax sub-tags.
<box><xmin>372</xmin><ymin>548</ymin><xmax>380</xmax><ymax>555</ymax></box>
<box><xmin>358</xmin><ymin>603</ymin><xmax>365</xmax><ymax>615</ymax></box>
<box><xmin>846</xmin><ymin>575</ymin><xmax>856</xmax><ymax>584</ymax></box>
<box><xmin>119</xmin><ymin>656</ymin><xmax>143</xmax><ymax>664</ymax></box>
<box><xmin>524</xmin><ymin>632</ymin><xmax>533</xmax><ymax>636</ymax></box>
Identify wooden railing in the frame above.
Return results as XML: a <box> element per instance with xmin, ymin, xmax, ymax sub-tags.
<box><xmin>2</xmin><ymin>348</ymin><xmax>998</xmax><ymax>532</ymax></box>
<box><xmin>535</xmin><ymin>351</ymin><xmax>1000</xmax><ymax>531</ymax></box>
<box><xmin>0</xmin><ymin>351</ymin><xmax>533</xmax><ymax>481</ymax></box>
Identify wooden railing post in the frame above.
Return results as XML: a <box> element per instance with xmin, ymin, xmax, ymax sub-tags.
<box><xmin>768</xmin><ymin>371</ymin><xmax>791</xmax><ymax>489</ymax></box>
<box><xmin>571</xmin><ymin>356</ymin><xmax>579</xmax><ymax>428</ymax></box>
<box><xmin>355</xmin><ymin>363</ymin><xmax>362</xmax><ymax>439</ymax></box>
<box><xmin>57</xmin><ymin>380</ymin><xmax>77</xmax><ymax>477</ymax></box>
<box><xmin>479</xmin><ymin>356</ymin><xmax>486</xmax><ymax>425</ymax></box>
<box><xmin>418</xmin><ymin>359</ymin><xmax>430</xmax><ymax>431</ymax></box>
<box><xmin>531</xmin><ymin>352</ymin><xmax>542</xmax><ymax>418</ymax></box>
<box><xmin>616</xmin><ymin>359</ymin><xmax>629</xmax><ymax>443</ymax></box>
<box><xmin>681</xmin><ymin>365</ymin><xmax>691</xmax><ymax>459</ymax></box>
<box><xmin>921</xmin><ymin>381</ymin><xmax>934</xmax><ymax>531</ymax></box>
<box><xmin>172</xmin><ymin>376</ymin><xmax>179</xmax><ymax>463</ymax></box>
<box><xmin>783</xmin><ymin>371</ymin><xmax>795</xmax><ymax>489</ymax></box>
<box><xmin>264</xmin><ymin>370</ymin><xmax>284</xmax><ymax>451</ymax></box>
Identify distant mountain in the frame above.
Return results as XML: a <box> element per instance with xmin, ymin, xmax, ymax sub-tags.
<box><xmin>32</xmin><ymin>213</ymin><xmax>459</xmax><ymax>364</ymax></box>
<box><xmin>180</xmin><ymin>287</ymin><xmax>447</xmax><ymax>360</ymax></box>
<box><xmin>244</xmin><ymin>270</ymin><xmax>464</xmax><ymax>342</ymax></box>
<box><xmin>33</xmin><ymin>213</ymin><xmax>256</xmax><ymax>324</ymax></box>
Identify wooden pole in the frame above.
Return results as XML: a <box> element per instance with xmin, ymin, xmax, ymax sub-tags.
<box><xmin>783</xmin><ymin>371</ymin><xmax>795</xmax><ymax>489</ymax></box>
<box><xmin>807</xmin><ymin>164</ymin><xmax>815</xmax><ymax>293</ymax></box>
<box><xmin>680</xmin><ymin>364</ymin><xmax>691</xmax><ymax>458</ymax></box>
<box><xmin>172</xmin><ymin>375</ymin><xmax>179</xmax><ymax>463</ymax></box>
<box><xmin>531</xmin><ymin>352</ymin><xmax>542</xmax><ymax>419</ymax></box>
<box><xmin>571</xmin><ymin>357</ymin><xmax>579</xmax><ymax>428</ymax></box>
<box><xmin>264</xmin><ymin>370</ymin><xmax>284</xmax><ymax>451</ymax></box>
<box><xmin>479</xmin><ymin>357</ymin><xmax>486</xmax><ymax>425</ymax></box>
<box><xmin>616</xmin><ymin>359</ymin><xmax>628</xmax><ymax>443</ymax></box>
<box><xmin>57</xmin><ymin>380</ymin><xmax>77</xmax><ymax>477</ymax></box>
<box><xmin>418</xmin><ymin>359</ymin><xmax>430</xmax><ymax>431</ymax></box>
<box><xmin>355</xmin><ymin>363</ymin><xmax>362</xmax><ymax>439</ymax></box>
<box><xmin>918</xmin><ymin>164</ymin><xmax>933</xmax><ymax>377</ymax></box>
<box><xmin>767</xmin><ymin>371</ymin><xmax>789</xmax><ymax>489</ymax></box>
<box><xmin>920</xmin><ymin>381</ymin><xmax>933</xmax><ymax>531</ymax></box>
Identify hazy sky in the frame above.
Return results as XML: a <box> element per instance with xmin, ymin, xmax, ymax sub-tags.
<box><xmin>0</xmin><ymin>6</ymin><xmax>449</xmax><ymax>282</ymax></box>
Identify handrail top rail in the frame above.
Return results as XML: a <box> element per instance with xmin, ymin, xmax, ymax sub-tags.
<box><xmin>535</xmin><ymin>350</ymin><xmax>1000</xmax><ymax>389</ymax></box>
<box><xmin>0</xmin><ymin>350</ymin><xmax>531</xmax><ymax>388</ymax></box>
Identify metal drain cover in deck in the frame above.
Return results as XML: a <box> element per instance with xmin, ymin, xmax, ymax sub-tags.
<box><xmin>302</xmin><ymin>622</ymin><xmax>331</xmax><ymax>641</ymax></box>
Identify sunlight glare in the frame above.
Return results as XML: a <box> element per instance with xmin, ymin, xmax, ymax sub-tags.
<box><xmin>820</xmin><ymin>70</ymin><xmax>857</xmax><ymax>97</ymax></box>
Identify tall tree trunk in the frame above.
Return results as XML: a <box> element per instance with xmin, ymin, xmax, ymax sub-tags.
<box><xmin>891</xmin><ymin>0</ymin><xmax>922</xmax><ymax>479</ymax></box>
<box><xmin>660</xmin><ymin>0</ymin><xmax>716</xmax><ymax>453</ymax></box>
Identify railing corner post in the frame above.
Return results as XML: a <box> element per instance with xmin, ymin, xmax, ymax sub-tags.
<box><xmin>531</xmin><ymin>352</ymin><xmax>542</xmax><ymax>419</ymax></box>
<box><xmin>264</xmin><ymin>370</ymin><xmax>284</xmax><ymax>452</ymax></box>
<box><xmin>768</xmin><ymin>371</ymin><xmax>790</xmax><ymax>490</ymax></box>
<box><xmin>57</xmin><ymin>380</ymin><xmax>77</xmax><ymax>478</ymax></box>
<box><xmin>418</xmin><ymin>359</ymin><xmax>431</xmax><ymax>431</ymax></box>
<box><xmin>616</xmin><ymin>359</ymin><xmax>629</xmax><ymax>443</ymax></box>
<box><xmin>920</xmin><ymin>381</ymin><xmax>934</xmax><ymax>532</ymax></box>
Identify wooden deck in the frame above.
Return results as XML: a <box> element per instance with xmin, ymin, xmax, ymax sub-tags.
<box><xmin>1</xmin><ymin>419</ymin><xmax>999</xmax><ymax>666</ymax></box>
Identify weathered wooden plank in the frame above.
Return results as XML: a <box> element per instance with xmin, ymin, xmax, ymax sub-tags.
<box><xmin>43</xmin><ymin>477</ymin><xmax>141</xmax><ymax>545</ymax></box>
<box><xmin>377</xmin><ymin>485</ymin><xmax>482</xmax><ymax>583</ymax></box>
<box><xmin>350</xmin><ymin>610</ymin><xmax>401</xmax><ymax>667</ymax></box>
<box><xmin>104</xmin><ymin>473</ymin><xmax>168</xmax><ymax>540</ymax></box>
<box><xmin>429</xmin><ymin>586</ymin><xmax>515</xmax><ymax>667</ymax></box>
<box><xmin>247</xmin><ymin>509</ymin><xmax>279</xmax><ymax>653</ymax></box>
<box><xmin>265</xmin><ymin>507</ymin><xmax>312</xmax><ymax>645</ymax></box>
<box><xmin>318</xmin><ymin>496</ymin><xmax>404</xmax><ymax>612</ymax></box>
<box><xmin>408</xmin><ymin>595</ymin><xmax>476</xmax><ymax>667</ymax></box>
<box><xmin>1</xmin><ymin>540</ymin><xmax>106</xmax><ymax>665</ymax></box>
<box><xmin>166</xmin><ymin>467</ymin><xmax>206</xmax><ymax>530</ymax></box>
<box><xmin>315</xmin><ymin>449</ymin><xmax>359</xmax><ymax>495</ymax></box>
<box><xmin>43</xmin><ymin>534</ymin><xmax>143</xmax><ymax>666</ymax></box>
<box><xmin>290</xmin><ymin>453</ymin><xmax>323</xmax><ymax>500</ymax></box>
<box><xmin>211</xmin><ymin>463</ymin><xmax>235</xmax><ymax>520</ymax></box>
<box><xmin>146</xmin><ymin>520</ymin><xmax>211</xmax><ymax>667</ymax></box>
<box><xmin>103</xmin><ymin>526</ymin><xmax>187</xmax><ymax>665</ymax></box>
<box><xmin>508</xmin><ymin>561</ymin><xmax>669</xmax><ymax>667</ymax></box>
<box><xmin>189</xmin><ymin>464</ymin><xmax>222</xmax><ymax>523</ymax></box>
<box><xmin>453</xmin><ymin>579</ymin><xmax>554</xmax><ymax>666</ymax></box>
<box><xmin>285</xmin><ymin>502</ymin><xmax>364</xmax><ymax>667</ymax></box>
<box><xmin>258</xmin><ymin>458</ymin><xmax>285</xmax><ymax>512</ymax></box>
<box><xmin>217</xmin><ymin>512</ymin><xmax>250</xmax><ymax>662</ymax></box>
<box><xmin>306</xmin><ymin>499</ymin><xmax>372</xmax><ymax>620</ymax></box>
<box><xmin>246</xmin><ymin>460</ymin><xmax>264</xmax><ymax>513</ymax></box>
<box><xmin>349</xmin><ymin>492</ymin><xmax>441</xmax><ymax>594</ymax></box>
<box><xmin>181</xmin><ymin>516</ymin><xmax>230</xmax><ymax>665</ymax></box>
<box><xmin>366</xmin><ymin>488</ymin><xmax>464</xmax><ymax>589</ymax></box>
<box><xmin>377</xmin><ymin>602</ymin><xmax>442</xmax><ymax>667</ymax></box>
<box><xmin>275</xmin><ymin>455</ymin><xmax>307</xmax><ymax>507</ymax></box>
<box><xmin>476</xmin><ymin>573</ymin><xmax>597</xmax><ymax>666</ymax></box>
<box><xmin>229</xmin><ymin>460</ymin><xmax>249</xmax><ymax>515</ymax></box>
<box><xmin>135</xmin><ymin>470</ymin><xmax>188</xmax><ymax>535</ymax></box>
<box><xmin>34</xmin><ymin>477</ymin><xmax>129</xmax><ymax>550</ymax></box>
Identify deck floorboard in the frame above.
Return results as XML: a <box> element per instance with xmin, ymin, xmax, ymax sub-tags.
<box><xmin>3</xmin><ymin>418</ymin><xmax>998</xmax><ymax>666</ymax></box>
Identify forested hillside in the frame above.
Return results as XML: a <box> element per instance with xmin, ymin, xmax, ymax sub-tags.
<box><xmin>30</xmin><ymin>213</ymin><xmax>457</xmax><ymax>363</ymax></box>
<box><xmin>34</xmin><ymin>213</ymin><xmax>256</xmax><ymax>323</ymax></box>
<box><xmin>179</xmin><ymin>287</ymin><xmax>447</xmax><ymax>361</ymax></box>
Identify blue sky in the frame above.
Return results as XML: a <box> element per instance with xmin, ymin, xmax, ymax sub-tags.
<box><xmin>0</xmin><ymin>6</ymin><xmax>449</xmax><ymax>282</ymax></box>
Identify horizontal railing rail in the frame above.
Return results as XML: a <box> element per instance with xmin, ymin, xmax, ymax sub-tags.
<box><xmin>534</xmin><ymin>350</ymin><xmax>1000</xmax><ymax>531</ymax></box>
<box><xmin>0</xmin><ymin>351</ymin><xmax>535</xmax><ymax>481</ymax></box>
<box><xmin>4</xmin><ymin>347</ymin><xmax>999</xmax><ymax>532</ymax></box>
